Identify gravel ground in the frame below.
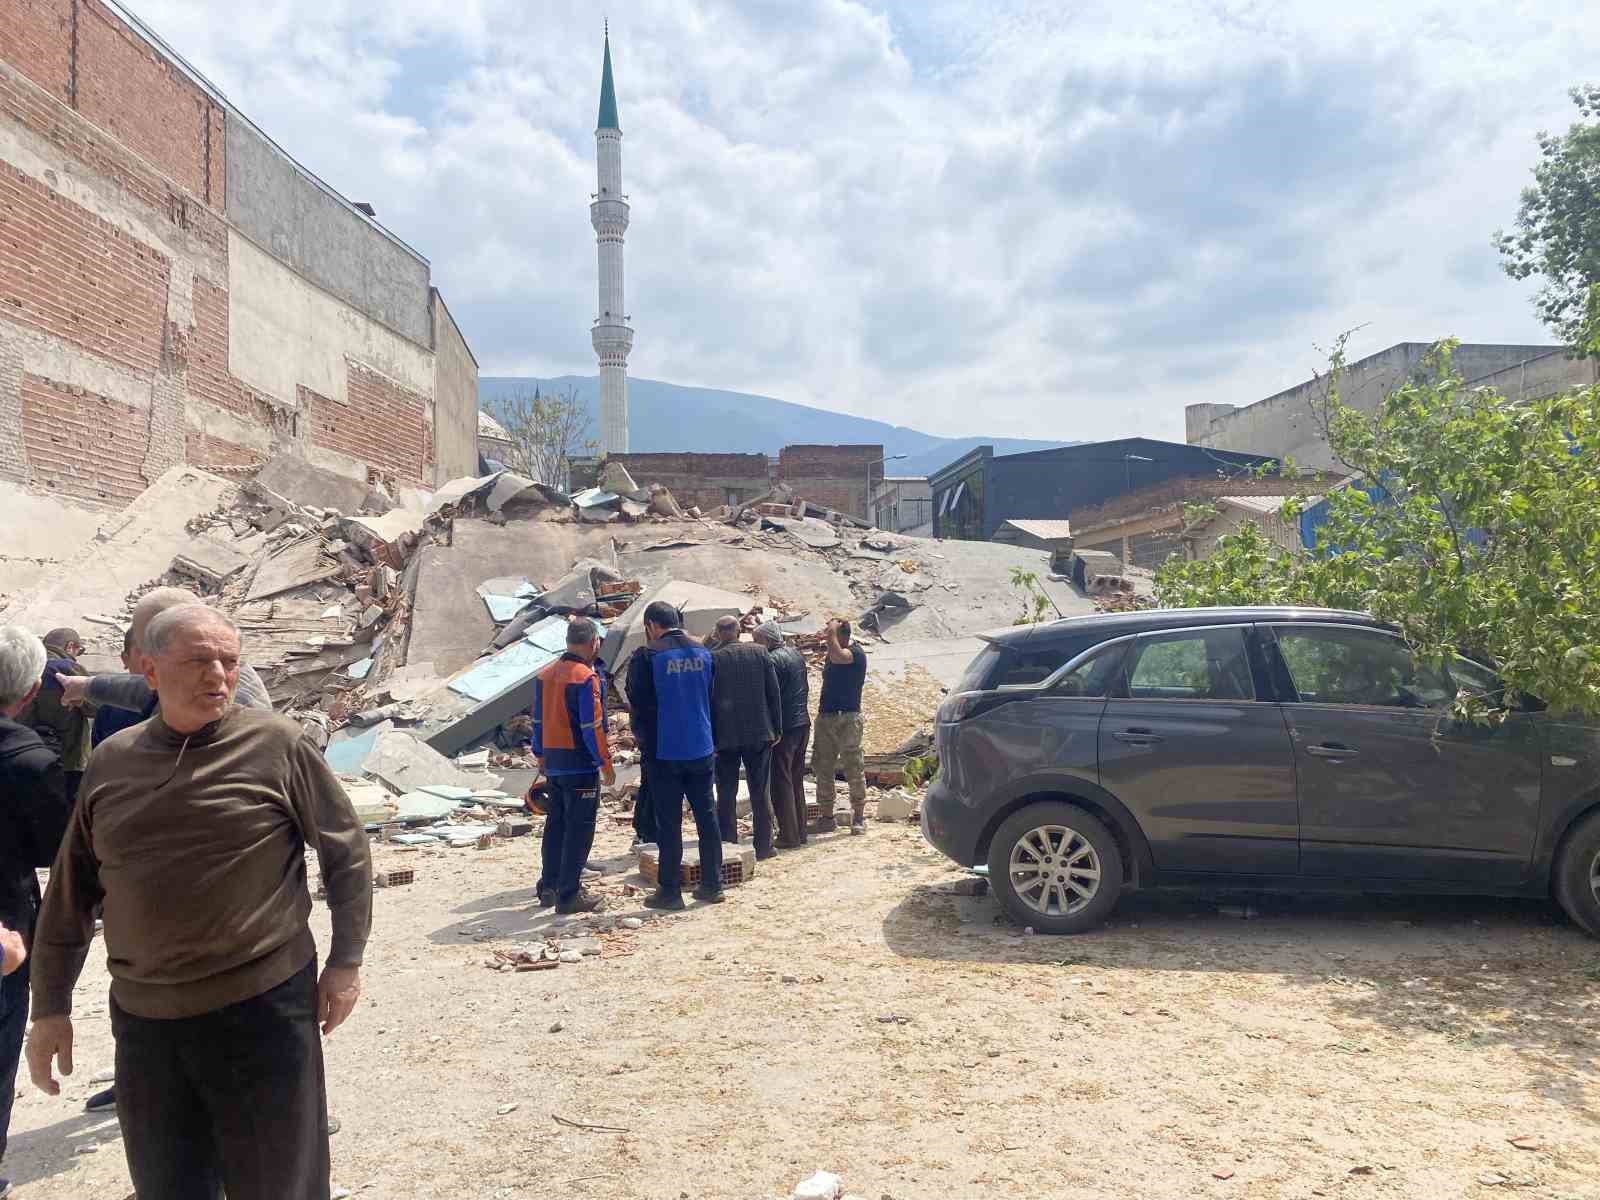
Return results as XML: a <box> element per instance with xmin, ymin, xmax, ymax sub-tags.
<box><xmin>9</xmin><ymin>795</ymin><xmax>1600</xmax><ymax>1200</ymax></box>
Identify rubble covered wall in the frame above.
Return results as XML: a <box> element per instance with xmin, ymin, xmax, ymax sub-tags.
<box><xmin>609</xmin><ymin>452</ymin><xmax>770</xmax><ymax>511</ymax></box>
<box><xmin>0</xmin><ymin>2</ymin><xmax>466</xmax><ymax>505</ymax></box>
<box><xmin>777</xmin><ymin>444</ymin><xmax>882</xmax><ymax>519</ymax></box>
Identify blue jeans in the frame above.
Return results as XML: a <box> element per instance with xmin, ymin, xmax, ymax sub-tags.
<box><xmin>652</xmin><ymin>756</ymin><xmax>722</xmax><ymax>896</ymax></box>
<box><xmin>537</xmin><ymin>775</ymin><xmax>601</xmax><ymax>903</ymax></box>
<box><xmin>0</xmin><ymin>959</ymin><xmax>27</xmax><ymax>1162</ymax></box>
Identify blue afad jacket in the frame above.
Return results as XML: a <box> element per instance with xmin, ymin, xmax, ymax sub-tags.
<box><xmin>531</xmin><ymin>653</ymin><xmax>613</xmax><ymax>778</ymax></box>
<box><xmin>625</xmin><ymin>629</ymin><xmax>715</xmax><ymax>762</ymax></box>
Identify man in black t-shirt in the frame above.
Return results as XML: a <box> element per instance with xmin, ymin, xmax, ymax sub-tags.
<box><xmin>812</xmin><ymin>619</ymin><xmax>869</xmax><ymax>835</ymax></box>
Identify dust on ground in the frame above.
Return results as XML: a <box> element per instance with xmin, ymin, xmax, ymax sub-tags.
<box><xmin>10</xmin><ymin>797</ymin><xmax>1600</xmax><ymax>1200</ymax></box>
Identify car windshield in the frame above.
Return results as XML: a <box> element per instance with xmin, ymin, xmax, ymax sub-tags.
<box><xmin>955</xmin><ymin>644</ymin><xmax>1004</xmax><ymax>693</ymax></box>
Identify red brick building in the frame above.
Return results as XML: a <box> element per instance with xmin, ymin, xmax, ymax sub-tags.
<box><xmin>0</xmin><ymin>0</ymin><xmax>480</xmax><ymax>507</ymax></box>
<box><xmin>590</xmin><ymin>444</ymin><xmax>885</xmax><ymax>518</ymax></box>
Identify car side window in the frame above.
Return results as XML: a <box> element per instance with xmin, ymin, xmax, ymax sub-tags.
<box><xmin>1124</xmin><ymin>628</ymin><xmax>1254</xmax><ymax>701</ymax></box>
<box><xmin>992</xmin><ymin>644</ymin><xmax>1077</xmax><ymax>688</ymax></box>
<box><xmin>1275</xmin><ymin>627</ymin><xmax>1453</xmax><ymax>709</ymax></box>
<box><xmin>1049</xmin><ymin>642</ymin><xmax>1126</xmax><ymax>698</ymax></box>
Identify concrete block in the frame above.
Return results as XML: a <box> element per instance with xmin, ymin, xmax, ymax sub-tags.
<box><xmin>876</xmin><ymin>790</ymin><xmax>917</xmax><ymax>821</ymax></box>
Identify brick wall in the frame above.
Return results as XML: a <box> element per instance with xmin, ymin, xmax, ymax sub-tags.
<box><xmin>1069</xmin><ymin>473</ymin><xmax>1336</xmax><ymax>535</ymax></box>
<box><xmin>0</xmin><ymin>6</ymin><xmax>449</xmax><ymax>506</ymax></box>
<box><xmin>609</xmin><ymin>451</ymin><xmax>770</xmax><ymax>511</ymax></box>
<box><xmin>0</xmin><ymin>166</ymin><xmax>172</xmax><ymax>372</ymax></box>
<box><xmin>19</xmin><ymin>372</ymin><xmax>147</xmax><ymax>502</ymax></box>
<box><xmin>185</xmin><ymin>429</ymin><xmax>264</xmax><ymax>472</ymax></box>
<box><xmin>0</xmin><ymin>0</ymin><xmax>71</xmax><ymax>104</ymax></box>
<box><xmin>777</xmin><ymin>443</ymin><xmax>882</xmax><ymax>518</ymax></box>
<box><xmin>307</xmin><ymin>366</ymin><xmax>429</xmax><ymax>486</ymax></box>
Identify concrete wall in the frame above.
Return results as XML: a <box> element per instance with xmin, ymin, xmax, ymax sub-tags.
<box><xmin>1186</xmin><ymin>343</ymin><xmax>1586</xmax><ymax>470</ymax></box>
<box><xmin>0</xmin><ymin>0</ymin><xmax>472</xmax><ymax>506</ymax></box>
<box><xmin>225</xmin><ymin>116</ymin><xmax>431</xmax><ymax>347</ymax></box>
<box><xmin>871</xmin><ymin>476</ymin><xmax>931</xmax><ymax>533</ymax></box>
<box><xmin>429</xmin><ymin>291</ymin><xmax>479</xmax><ymax>485</ymax></box>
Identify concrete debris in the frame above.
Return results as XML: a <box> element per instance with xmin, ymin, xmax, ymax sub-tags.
<box><xmin>246</xmin><ymin>534</ymin><xmax>343</xmax><ymax>602</ymax></box>
<box><xmin>340</xmin><ymin>510</ymin><xmax>425</xmax><ymax>569</ymax></box>
<box><xmin>364</xmin><ymin>730</ymin><xmax>490</xmax><ymax>796</ymax></box>
<box><xmin>875</xmin><ymin>790</ymin><xmax>917</xmax><ymax>821</ymax></box>
<box><xmin>170</xmin><ymin>535</ymin><xmax>252</xmax><ymax>589</ymax></box>
<box><xmin>793</xmin><ymin>1171</ymin><xmax>844</xmax><ymax>1200</ymax></box>
<box><xmin>599</xmin><ymin>460</ymin><xmax>639</xmax><ymax>496</ymax></box>
<box><xmin>602</xmin><ymin>580</ymin><xmax>750</xmax><ymax>692</ymax></box>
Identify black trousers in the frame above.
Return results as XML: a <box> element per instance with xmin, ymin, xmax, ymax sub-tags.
<box><xmin>715</xmin><ymin>742</ymin><xmax>774</xmax><ymax>857</ymax></box>
<box><xmin>0</xmin><ymin>958</ymin><xmax>28</xmax><ymax>1162</ymax></box>
<box><xmin>634</xmin><ymin>757</ymin><xmax>659</xmax><ymax>845</ymax></box>
<box><xmin>652</xmin><ymin>756</ymin><xmax>722</xmax><ymax>896</ymax></box>
<box><xmin>112</xmin><ymin>961</ymin><xmax>330</xmax><ymax>1200</ymax></box>
<box><xmin>536</xmin><ymin>774</ymin><xmax>600</xmax><ymax>902</ymax></box>
<box><xmin>771</xmin><ymin>724</ymin><xmax>811</xmax><ymax>846</ymax></box>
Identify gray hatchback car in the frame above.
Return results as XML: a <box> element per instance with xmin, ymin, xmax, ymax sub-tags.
<box><xmin>922</xmin><ymin>606</ymin><xmax>1600</xmax><ymax>935</ymax></box>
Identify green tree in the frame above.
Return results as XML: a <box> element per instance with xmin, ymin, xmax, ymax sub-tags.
<box><xmin>1495</xmin><ymin>85</ymin><xmax>1600</xmax><ymax>350</ymax></box>
<box><xmin>490</xmin><ymin>384</ymin><xmax>595</xmax><ymax>490</ymax></box>
<box><xmin>1155</xmin><ymin>339</ymin><xmax>1600</xmax><ymax>718</ymax></box>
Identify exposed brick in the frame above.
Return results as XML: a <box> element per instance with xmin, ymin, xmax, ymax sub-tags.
<box><xmin>306</xmin><ymin>365</ymin><xmax>430</xmax><ymax>485</ymax></box>
<box><xmin>20</xmin><ymin>372</ymin><xmax>149</xmax><ymax>503</ymax></box>
<box><xmin>0</xmin><ymin>0</ymin><xmax>72</xmax><ymax>105</ymax></box>
<box><xmin>75</xmin><ymin>1</ymin><xmax>214</xmax><ymax>200</ymax></box>
<box><xmin>0</xmin><ymin>165</ymin><xmax>171</xmax><ymax>372</ymax></box>
<box><xmin>185</xmin><ymin>429</ymin><xmax>263</xmax><ymax>472</ymax></box>
<box><xmin>188</xmin><ymin>275</ymin><xmax>248</xmax><ymax>415</ymax></box>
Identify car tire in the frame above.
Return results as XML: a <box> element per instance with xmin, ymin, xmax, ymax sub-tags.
<box><xmin>987</xmin><ymin>801</ymin><xmax>1123</xmax><ymax>934</ymax></box>
<box><xmin>1554</xmin><ymin>809</ymin><xmax>1600</xmax><ymax>938</ymax></box>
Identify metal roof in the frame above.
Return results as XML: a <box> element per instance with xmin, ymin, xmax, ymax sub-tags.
<box><xmin>998</xmin><ymin>519</ymin><xmax>1075</xmax><ymax>540</ymax></box>
<box><xmin>477</xmin><ymin>410</ymin><xmax>511</xmax><ymax>440</ymax></box>
<box><xmin>598</xmin><ymin>34</ymin><xmax>620</xmax><ymax>130</ymax></box>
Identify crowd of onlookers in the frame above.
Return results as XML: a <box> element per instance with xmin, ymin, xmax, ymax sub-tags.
<box><xmin>529</xmin><ymin>601</ymin><xmax>870</xmax><ymax>914</ymax></box>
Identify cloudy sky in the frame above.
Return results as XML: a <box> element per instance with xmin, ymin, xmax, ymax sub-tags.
<box><xmin>133</xmin><ymin>0</ymin><xmax>1600</xmax><ymax>442</ymax></box>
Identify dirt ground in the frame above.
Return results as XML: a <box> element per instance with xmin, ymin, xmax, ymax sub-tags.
<box><xmin>9</xmin><ymin>792</ymin><xmax>1600</xmax><ymax>1200</ymax></box>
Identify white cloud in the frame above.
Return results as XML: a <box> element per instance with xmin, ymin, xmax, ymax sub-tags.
<box><xmin>131</xmin><ymin>0</ymin><xmax>1600</xmax><ymax>441</ymax></box>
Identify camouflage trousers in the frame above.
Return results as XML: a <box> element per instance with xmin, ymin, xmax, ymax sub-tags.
<box><xmin>812</xmin><ymin>711</ymin><xmax>866</xmax><ymax>812</ymax></box>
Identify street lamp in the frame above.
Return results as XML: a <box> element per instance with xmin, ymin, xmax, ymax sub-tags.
<box><xmin>1123</xmin><ymin>453</ymin><xmax>1154</xmax><ymax>492</ymax></box>
<box><xmin>868</xmin><ymin>454</ymin><xmax>908</xmax><ymax>527</ymax></box>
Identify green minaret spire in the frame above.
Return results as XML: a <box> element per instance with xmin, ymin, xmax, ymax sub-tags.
<box><xmin>597</xmin><ymin>25</ymin><xmax>620</xmax><ymax>132</ymax></box>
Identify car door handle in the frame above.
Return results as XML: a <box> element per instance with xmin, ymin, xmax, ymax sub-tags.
<box><xmin>1112</xmin><ymin>728</ymin><xmax>1164</xmax><ymax>745</ymax></box>
<box><xmin>1306</xmin><ymin>743</ymin><xmax>1358</xmax><ymax>760</ymax></box>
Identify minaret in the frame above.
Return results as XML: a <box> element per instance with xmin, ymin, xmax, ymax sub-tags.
<box><xmin>591</xmin><ymin>25</ymin><xmax>632</xmax><ymax>455</ymax></box>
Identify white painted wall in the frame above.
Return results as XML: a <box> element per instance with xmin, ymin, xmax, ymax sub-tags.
<box><xmin>227</xmin><ymin>230</ymin><xmax>436</xmax><ymax>409</ymax></box>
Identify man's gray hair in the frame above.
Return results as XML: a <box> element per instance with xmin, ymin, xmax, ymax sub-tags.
<box><xmin>0</xmin><ymin>626</ymin><xmax>47</xmax><ymax>708</ymax></box>
<box><xmin>130</xmin><ymin>586</ymin><xmax>204</xmax><ymax>652</ymax></box>
<box><xmin>143</xmin><ymin>604</ymin><xmax>240</xmax><ymax>659</ymax></box>
<box><xmin>566</xmin><ymin>616</ymin><xmax>600</xmax><ymax>646</ymax></box>
<box><xmin>753</xmin><ymin>622</ymin><xmax>783</xmax><ymax>647</ymax></box>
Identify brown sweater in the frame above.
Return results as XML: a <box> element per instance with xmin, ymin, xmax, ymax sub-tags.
<box><xmin>32</xmin><ymin>706</ymin><xmax>372</xmax><ymax>1020</ymax></box>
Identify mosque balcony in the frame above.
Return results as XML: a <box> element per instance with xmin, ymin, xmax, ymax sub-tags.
<box><xmin>591</xmin><ymin>321</ymin><xmax>634</xmax><ymax>356</ymax></box>
<box><xmin>590</xmin><ymin>198</ymin><xmax>631</xmax><ymax>229</ymax></box>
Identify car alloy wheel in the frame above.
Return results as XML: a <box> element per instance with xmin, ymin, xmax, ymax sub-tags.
<box><xmin>1008</xmin><ymin>823</ymin><xmax>1102</xmax><ymax>917</ymax></box>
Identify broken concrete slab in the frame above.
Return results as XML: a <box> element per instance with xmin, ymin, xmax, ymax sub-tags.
<box><xmin>324</xmin><ymin>720</ymin><xmax>393</xmax><ymax>775</ymax></box>
<box><xmin>394</xmin><ymin>790</ymin><xmax>461</xmax><ymax>823</ymax></box>
<box><xmin>537</xmin><ymin>564</ymin><xmax>599</xmax><ymax>613</ymax></box>
<box><xmin>0</xmin><ymin>466</ymin><xmax>235</xmax><ymax>633</ymax></box>
<box><xmin>254</xmin><ymin>456</ymin><xmax>373</xmax><ymax>516</ymax></box>
<box><xmin>170</xmin><ymin>535</ymin><xmax>253</xmax><ymax>590</ymax></box>
<box><xmin>876</xmin><ymin>790</ymin><xmax>917</xmax><ymax>821</ymax></box>
<box><xmin>448</xmin><ymin>638</ymin><xmax>560</xmax><ymax>704</ymax></box>
<box><xmin>246</xmin><ymin>535</ymin><xmax>342</xmax><ymax>602</ymax></box>
<box><xmin>788</xmin><ymin>518</ymin><xmax>844</xmax><ymax>550</ymax></box>
<box><xmin>341</xmin><ymin>779</ymin><xmax>399</xmax><ymax>824</ymax></box>
<box><xmin>364</xmin><ymin>730</ymin><xmax>489</xmax><ymax>795</ymax></box>
<box><xmin>340</xmin><ymin>510</ymin><xmax>424</xmax><ymax>569</ymax></box>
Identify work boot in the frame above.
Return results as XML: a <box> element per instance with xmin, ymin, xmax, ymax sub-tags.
<box><xmin>815</xmin><ymin>813</ymin><xmax>838</xmax><ymax>833</ymax></box>
<box><xmin>692</xmin><ymin>883</ymin><xmax>726</xmax><ymax>904</ymax></box>
<box><xmin>850</xmin><ymin>806</ymin><xmax>867</xmax><ymax>835</ymax></box>
<box><xmin>644</xmin><ymin>890</ymin><xmax>686</xmax><ymax>912</ymax></box>
<box><xmin>555</xmin><ymin>888</ymin><xmax>606</xmax><ymax>915</ymax></box>
<box><xmin>536</xmin><ymin>886</ymin><xmax>557</xmax><ymax>909</ymax></box>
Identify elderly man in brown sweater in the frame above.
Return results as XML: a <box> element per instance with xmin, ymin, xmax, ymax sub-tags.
<box><xmin>26</xmin><ymin>604</ymin><xmax>372</xmax><ymax>1200</ymax></box>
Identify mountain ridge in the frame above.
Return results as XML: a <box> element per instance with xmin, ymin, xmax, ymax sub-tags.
<box><xmin>478</xmin><ymin>375</ymin><xmax>1078</xmax><ymax>477</ymax></box>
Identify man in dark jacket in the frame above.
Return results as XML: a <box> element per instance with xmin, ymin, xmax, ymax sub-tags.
<box><xmin>0</xmin><ymin>626</ymin><xmax>73</xmax><ymax>1192</ymax></box>
<box><xmin>625</xmin><ymin>602</ymin><xmax>724</xmax><ymax>910</ymax></box>
<box><xmin>708</xmin><ymin>617</ymin><xmax>782</xmax><ymax>860</ymax></box>
<box><xmin>754</xmin><ymin>623</ymin><xmax>812</xmax><ymax>848</ymax></box>
<box><xmin>19</xmin><ymin>628</ymin><xmax>91</xmax><ymax>803</ymax></box>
